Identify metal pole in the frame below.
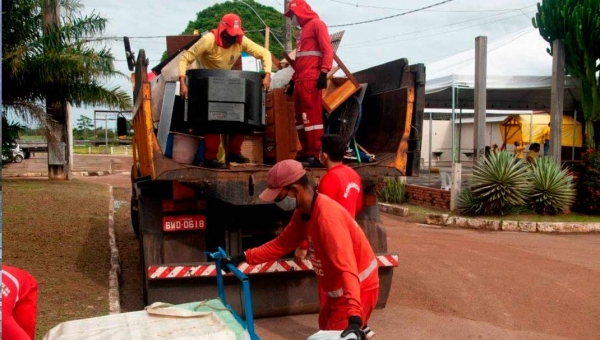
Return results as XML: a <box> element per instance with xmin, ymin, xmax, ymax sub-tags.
<box><xmin>473</xmin><ymin>36</ymin><xmax>488</xmax><ymax>162</ymax></box>
<box><xmin>572</xmin><ymin>110</ymin><xmax>577</xmax><ymax>160</ymax></box>
<box><xmin>451</xmin><ymin>86</ymin><xmax>456</xmax><ymax>163</ymax></box>
<box><xmin>284</xmin><ymin>0</ymin><xmax>293</xmax><ymax>53</ymax></box>
<box><xmin>105</xmin><ymin>118</ymin><xmax>108</xmax><ymax>153</ymax></box>
<box><xmin>458</xmin><ymin>107</ymin><xmax>462</xmax><ymax>163</ymax></box>
<box><xmin>530</xmin><ymin>111</ymin><xmax>533</xmax><ymax>148</ymax></box>
<box><xmin>549</xmin><ymin>39</ymin><xmax>565</xmax><ymax>163</ymax></box>
<box><xmin>429</xmin><ymin>111</ymin><xmax>432</xmax><ymax>185</ymax></box>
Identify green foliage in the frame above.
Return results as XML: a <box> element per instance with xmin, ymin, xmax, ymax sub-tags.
<box><xmin>2</xmin><ymin>115</ymin><xmax>25</xmax><ymax>166</ymax></box>
<box><xmin>378</xmin><ymin>177</ymin><xmax>406</xmax><ymax>204</ymax></box>
<box><xmin>529</xmin><ymin>156</ymin><xmax>576</xmax><ymax>214</ymax></box>
<box><xmin>470</xmin><ymin>151</ymin><xmax>531</xmax><ymax>215</ymax></box>
<box><xmin>532</xmin><ymin>0</ymin><xmax>600</xmax><ymax>147</ymax></box>
<box><xmin>576</xmin><ymin>148</ymin><xmax>600</xmax><ymax>213</ymax></box>
<box><xmin>456</xmin><ymin>188</ymin><xmax>483</xmax><ymax>216</ymax></box>
<box><xmin>2</xmin><ymin>0</ymin><xmax>132</xmax><ymax>125</ymax></box>
<box><xmin>166</xmin><ymin>0</ymin><xmax>285</xmax><ymax>61</ymax></box>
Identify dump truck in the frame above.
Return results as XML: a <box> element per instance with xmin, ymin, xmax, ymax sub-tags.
<box><xmin>126</xmin><ymin>38</ymin><xmax>425</xmax><ymax>317</ymax></box>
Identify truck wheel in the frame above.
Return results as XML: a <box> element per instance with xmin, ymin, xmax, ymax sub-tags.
<box><xmin>14</xmin><ymin>155</ymin><xmax>23</xmax><ymax>163</ymax></box>
<box><xmin>131</xmin><ymin>166</ymin><xmax>140</xmax><ymax>238</ymax></box>
<box><xmin>23</xmin><ymin>150</ymin><xmax>31</xmax><ymax>159</ymax></box>
<box><xmin>131</xmin><ymin>196</ymin><xmax>140</xmax><ymax>238</ymax></box>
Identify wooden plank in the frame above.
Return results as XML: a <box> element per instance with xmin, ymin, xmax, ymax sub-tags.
<box><xmin>333</xmin><ymin>52</ymin><xmax>359</xmax><ymax>87</ymax></box>
<box><xmin>473</xmin><ymin>36</ymin><xmax>487</xmax><ymax>162</ymax></box>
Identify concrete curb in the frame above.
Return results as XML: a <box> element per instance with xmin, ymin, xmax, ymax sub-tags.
<box><xmin>2</xmin><ymin>170</ymin><xmax>127</xmax><ymax>178</ymax></box>
<box><xmin>425</xmin><ymin>213</ymin><xmax>600</xmax><ymax>233</ymax></box>
<box><xmin>108</xmin><ymin>185</ymin><xmax>121</xmax><ymax>314</ymax></box>
<box><xmin>378</xmin><ymin>202</ymin><xmax>409</xmax><ymax>217</ymax></box>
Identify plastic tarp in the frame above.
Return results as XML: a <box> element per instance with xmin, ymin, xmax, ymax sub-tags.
<box><xmin>43</xmin><ymin>300</ymin><xmax>250</xmax><ymax>340</ymax></box>
<box><xmin>499</xmin><ymin>114</ymin><xmax>582</xmax><ymax>147</ymax></box>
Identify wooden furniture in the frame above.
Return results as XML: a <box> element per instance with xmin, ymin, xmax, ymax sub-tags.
<box><xmin>263</xmin><ymin>89</ymin><xmax>300</xmax><ymax>164</ymax></box>
<box><xmin>321</xmin><ymin>53</ymin><xmax>361</xmax><ymax>113</ymax></box>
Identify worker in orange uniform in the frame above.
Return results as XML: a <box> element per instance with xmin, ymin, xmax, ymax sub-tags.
<box><xmin>2</xmin><ymin>265</ymin><xmax>39</xmax><ymax>340</ymax></box>
<box><xmin>295</xmin><ymin>134</ymin><xmax>363</xmax><ymax>264</ymax></box>
<box><xmin>283</xmin><ymin>0</ymin><xmax>334</xmax><ymax>168</ymax></box>
<box><xmin>179</xmin><ymin>13</ymin><xmax>272</xmax><ymax>169</ymax></box>
<box><xmin>222</xmin><ymin>160</ymin><xmax>378</xmax><ymax>340</ymax></box>
<box><xmin>293</xmin><ymin>134</ymin><xmax>373</xmax><ymax>338</ymax></box>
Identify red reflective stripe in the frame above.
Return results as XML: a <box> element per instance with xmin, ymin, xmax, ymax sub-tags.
<box><xmin>146</xmin><ymin>255</ymin><xmax>397</xmax><ymax>280</ymax></box>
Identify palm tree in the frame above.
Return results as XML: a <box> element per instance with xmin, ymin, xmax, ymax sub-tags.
<box><xmin>2</xmin><ymin>0</ymin><xmax>131</xmax><ymax>178</ymax></box>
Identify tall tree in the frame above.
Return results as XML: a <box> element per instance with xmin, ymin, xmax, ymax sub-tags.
<box><xmin>532</xmin><ymin>0</ymin><xmax>600</xmax><ymax>147</ymax></box>
<box><xmin>76</xmin><ymin>115</ymin><xmax>93</xmax><ymax>140</ymax></box>
<box><xmin>2</xmin><ymin>0</ymin><xmax>131</xmax><ymax>178</ymax></box>
<box><xmin>162</xmin><ymin>0</ymin><xmax>285</xmax><ymax>61</ymax></box>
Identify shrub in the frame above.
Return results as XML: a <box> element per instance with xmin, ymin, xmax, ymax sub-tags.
<box><xmin>470</xmin><ymin>151</ymin><xmax>531</xmax><ymax>215</ymax></box>
<box><xmin>529</xmin><ymin>157</ymin><xmax>576</xmax><ymax>214</ymax></box>
<box><xmin>378</xmin><ymin>177</ymin><xmax>406</xmax><ymax>204</ymax></box>
<box><xmin>576</xmin><ymin>148</ymin><xmax>600</xmax><ymax>214</ymax></box>
<box><xmin>457</xmin><ymin>188</ymin><xmax>483</xmax><ymax>216</ymax></box>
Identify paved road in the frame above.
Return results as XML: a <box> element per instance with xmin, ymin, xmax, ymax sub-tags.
<box><xmin>254</xmin><ymin>215</ymin><xmax>600</xmax><ymax>340</ymax></box>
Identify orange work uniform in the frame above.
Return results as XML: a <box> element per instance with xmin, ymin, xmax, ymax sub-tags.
<box><xmin>244</xmin><ymin>194</ymin><xmax>379</xmax><ymax>330</ymax></box>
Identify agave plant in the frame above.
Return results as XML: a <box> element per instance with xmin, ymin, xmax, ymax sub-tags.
<box><xmin>529</xmin><ymin>156</ymin><xmax>576</xmax><ymax>214</ymax></box>
<box><xmin>457</xmin><ymin>188</ymin><xmax>483</xmax><ymax>216</ymax></box>
<box><xmin>470</xmin><ymin>151</ymin><xmax>531</xmax><ymax>215</ymax></box>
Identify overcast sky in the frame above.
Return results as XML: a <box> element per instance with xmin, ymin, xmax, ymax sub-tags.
<box><xmin>68</xmin><ymin>0</ymin><xmax>543</xmax><ymax>127</ymax></box>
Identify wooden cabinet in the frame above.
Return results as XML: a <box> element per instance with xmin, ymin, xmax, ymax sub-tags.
<box><xmin>264</xmin><ymin>89</ymin><xmax>300</xmax><ymax>164</ymax></box>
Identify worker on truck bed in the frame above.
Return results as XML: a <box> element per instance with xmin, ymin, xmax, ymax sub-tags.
<box><xmin>222</xmin><ymin>159</ymin><xmax>377</xmax><ymax>340</ymax></box>
<box><xmin>178</xmin><ymin>13</ymin><xmax>272</xmax><ymax>169</ymax></box>
<box><xmin>283</xmin><ymin>0</ymin><xmax>334</xmax><ymax>168</ymax></box>
<box><xmin>2</xmin><ymin>265</ymin><xmax>39</xmax><ymax>340</ymax></box>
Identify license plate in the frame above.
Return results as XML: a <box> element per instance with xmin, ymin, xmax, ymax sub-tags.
<box><xmin>162</xmin><ymin>215</ymin><xmax>206</xmax><ymax>232</ymax></box>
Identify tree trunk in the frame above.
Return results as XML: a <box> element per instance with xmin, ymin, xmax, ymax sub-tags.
<box><xmin>43</xmin><ymin>0</ymin><xmax>71</xmax><ymax>180</ymax></box>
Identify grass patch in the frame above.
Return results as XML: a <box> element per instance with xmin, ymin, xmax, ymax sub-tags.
<box><xmin>73</xmin><ymin>145</ymin><xmax>131</xmax><ymax>155</ymax></box>
<box><xmin>2</xmin><ymin>179</ymin><xmax>111</xmax><ymax>339</ymax></box>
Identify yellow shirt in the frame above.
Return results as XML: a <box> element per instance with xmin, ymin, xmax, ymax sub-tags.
<box><xmin>542</xmin><ymin>126</ymin><xmax>550</xmax><ymax>141</ymax></box>
<box><xmin>526</xmin><ymin>150</ymin><xmax>539</xmax><ymax>163</ymax></box>
<box><xmin>178</xmin><ymin>33</ymin><xmax>272</xmax><ymax>76</ymax></box>
<box><xmin>514</xmin><ymin>146</ymin><xmax>526</xmax><ymax>159</ymax></box>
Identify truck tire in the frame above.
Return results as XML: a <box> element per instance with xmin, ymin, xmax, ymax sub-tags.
<box><xmin>14</xmin><ymin>155</ymin><xmax>23</xmax><ymax>163</ymax></box>
<box><xmin>130</xmin><ymin>166</ymin><xmax>140</xmax><ymax>238</ymax></box>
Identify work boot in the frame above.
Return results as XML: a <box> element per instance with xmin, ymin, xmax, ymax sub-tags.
<box><xmin>203</xmin><ymin>159</ymin><xmax>227</xmax><ymax>169</ymax></box>
<box><xmin>226</xmin><ymin>154</ymin><xmax>250</xmax><ymax>164</ymax></box>
<box><xmin>302</xmin><ymin>157</ymin><xmax>324</xmax><ymax>168</ymax></box>
<box><xmin>362</xmin><ymin>325</ymin><xmax>375</xmax><ymax>339</ymax></box>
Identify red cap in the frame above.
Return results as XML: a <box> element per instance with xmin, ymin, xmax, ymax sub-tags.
<box><xmin>259</xmin><ymin>160</ymin><xmax>306</xmax><ymax>202</ymax></box>
<box><xmin>220</xmin><ymin>13</ymin><xmax>244</xmax><ymax>37</ymax></box>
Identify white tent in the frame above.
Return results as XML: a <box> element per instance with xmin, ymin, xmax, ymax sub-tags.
<box><xmin>424</xmin><ymin>28</ymin><xmax>581</xmax><ymax>110</ymax></box>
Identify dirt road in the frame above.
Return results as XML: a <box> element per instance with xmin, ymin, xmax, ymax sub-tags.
<box><xmin>83</xmin><ymin>173</ymin><xmax>600</xmax><ymax>340</ymax></box>
<box><xmin>256</xmin><ymin>216</ymin><xmax>600</xmax><ymax>339</ymax></box>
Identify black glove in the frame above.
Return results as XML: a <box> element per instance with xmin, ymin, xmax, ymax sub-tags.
<box><xmin>341</xmin><ymin>316</ymin><xmax>365</xmax><ymax>340</ymax></box>
<box><xmin>220</xmin><ymin>252</ymin><xmax>246</xmax><ymax>273</ymax></box>
<box><xmin>316</xmin><ymin>71</ymin><xmax>328</xmax><ymax>90</ymax></box>
<box><xmin>284</xmin><ymin>80</ymin><xmax>295</xmax><ymax>96</ymax></box>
